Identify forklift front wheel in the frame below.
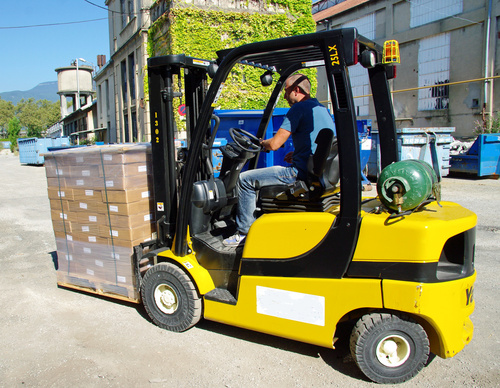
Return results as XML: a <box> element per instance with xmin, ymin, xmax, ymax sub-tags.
<box><xmin>350</xmin><ymin>313</ymin><xmax>430</xmax><ymax>384</ymax></box>
<box><xmin>141</xmin><ymin>263</ymin><xmax>202</xmax><ymax>332</ymax></box>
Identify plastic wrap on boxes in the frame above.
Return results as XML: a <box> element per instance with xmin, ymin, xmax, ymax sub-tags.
<box><xmin>44</xmin><ymin>144</ymin><xmax>155</xmax><ymax>302</ymax></box>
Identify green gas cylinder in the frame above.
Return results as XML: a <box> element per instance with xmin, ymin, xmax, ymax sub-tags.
<box><xmin>377</xmin><ymin>160</ymin><xmax>440</xmax><ymax>212</ymax></box>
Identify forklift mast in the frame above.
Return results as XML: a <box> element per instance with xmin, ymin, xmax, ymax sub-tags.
<box><xmin>147</xmin><ymin>55</ymin><xmax>211</xmax><ymax>248</ymax></box>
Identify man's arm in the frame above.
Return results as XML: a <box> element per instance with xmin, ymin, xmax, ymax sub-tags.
<box><xmin>260</xmin><ymin>127</ymin><xmax>291</xmax><ymax>151</ymax></box>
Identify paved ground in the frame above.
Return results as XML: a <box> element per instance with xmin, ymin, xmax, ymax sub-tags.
<box><xmin>0</xmin><ymin>149</ymin><xmax>499</xmax><ymax>387</ymax></box>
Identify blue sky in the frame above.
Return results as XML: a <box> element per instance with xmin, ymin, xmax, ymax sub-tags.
<box><xmin>0</xmin><ymin>0</ymin><xmax>110</xmax><ymax>93</ymax></box>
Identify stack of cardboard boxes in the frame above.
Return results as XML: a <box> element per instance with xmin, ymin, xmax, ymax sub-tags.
<box><xmin>44</xmin><ymin>144</ymin><xmax>155</xmax><ymax>301</ymax></box>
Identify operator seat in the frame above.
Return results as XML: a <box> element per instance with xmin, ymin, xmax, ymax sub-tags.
<box><xmin>258</xmin><ymin>127</ymin><xmax>340</xmax><ymax>213</ymax></box>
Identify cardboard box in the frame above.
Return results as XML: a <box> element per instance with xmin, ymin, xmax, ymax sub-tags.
<box><xmin>72</xmin><ymin>222</ymin><xmax>100</xmax><ymax>235</ymax></box>
<box><xmin>52</xmin><ymin>219</ymin><xmax>72</xmax><ymax>234</ymax></box>
<box><xmin>47</xmin><ymin>187</ymin><xmax>74</xmax><ymax>201</ymax></box>
<box><xmin>50</xmin><ymin>199</ymin><xmax>69</xmax><ymax>213</ymax></box>
<box><xmin>108</xmin><ymin>212</ymin><xmax>154</xmax><ymax>229</ymax></box>
<box><xmin>45</xmin><ymin>163</ymin><xmax>70</xmax><ymax>178</ymax></box>
<box><xmin>100</xmin><ymin>162</ymin><xmax>151</xmax><ymax>178</ymax></box>
<box><xmin>102</xmin><ymin>187</ymin><xmax>151</xmax><ymax>203</ymax></box>
<box><xmin>101</xmin><ymin>174</ymin><xmax>150</xmax><ymax>190</ymax></box>
<box><xmin>70</xmin><ymin>165</ymin><xmax>101</xmax><ymax>179</ymax></box>
<box><xmin>105</xmin><ymin>199</ymin><xmax>153</xmax><ymax>216</ymax></box>
<box><xmin>51</xmin><ymin>209</ymin><xmax>78</xmax><ymax>223</ymax></box>
<box><xmin>72</xmin><ymin>188</ymin><xmax>101</xmax><ymax>202</ymax></box>
<box><xmin>100</xmin><ymin>223</ymin><xmax>154</xmax><ymax>242</ymax></box>
<box><xmin>99</xmin><ymin>144</ymin><xmax>151</xmax><ymax>164</ymax></box>
<box><xmin>76</xmin><ymin>212</ymin><xmax>109</xmax><ymax>226</ymax></box>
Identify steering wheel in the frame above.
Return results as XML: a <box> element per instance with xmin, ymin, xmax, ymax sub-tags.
<box><xmin>229</xmin><ymin>127</ymin><xmax>263</xmax><ymax>153</ymax></box>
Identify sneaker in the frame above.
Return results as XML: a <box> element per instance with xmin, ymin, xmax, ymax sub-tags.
<box><xmin>223</xmin><ymin>232</ymin><xmax>246</xmax><ymax>247</ymax></box>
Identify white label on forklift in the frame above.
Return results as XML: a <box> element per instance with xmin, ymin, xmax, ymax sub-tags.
<box><xmin>183</xmin><ymin>261</ymin><xmax>194</xmax><ymax>269</ymax></box>
<box><xmin>208</xmin><ymin>190</ymin><xmax>214</xmax><ymax>200</ymax></box>
<box><xmin>256</xmin><ymin>286</ymin><xmax>325</xmax><ymax>326</ymax></box>
<box><xmin>303</xmin><ymin>59</ymin><xmax>325</xmax><ymax>68</ymax></box>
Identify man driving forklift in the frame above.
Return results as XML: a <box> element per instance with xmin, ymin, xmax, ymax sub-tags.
<box><xmin>223</xmin><ymin>73</ymin><xmax>335</xmax><ymax>246</ymax></box>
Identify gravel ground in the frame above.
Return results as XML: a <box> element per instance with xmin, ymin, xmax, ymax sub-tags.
<box><xmin>0</xmin><ymin>150</ymin><xmax>499</xmax><ymax>387</ymax></box>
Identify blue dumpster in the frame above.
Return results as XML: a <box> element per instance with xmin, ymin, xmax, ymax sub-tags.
<box><xmin>18</xmin><ymin>137</ymin><xmax>70</xmax><ymax>165</ymax></box>
<box><xmin>450</xmin><ymin>134</ymin><xmax>500</xmax><ymax>176</ymax></box>
<box><xmin>367</xmin><ymin>127</ymin><xmax>455</xmax><ymax>179</ymax></box>
<box><xmin>212</xmin><ymin>108</ymin><xmax>293</xmax><ymax>170</ymax></box>
<box><xmin>212</xmin><ymin>109</ymin><xmax>372</xmax><ymax>182</ymax></box>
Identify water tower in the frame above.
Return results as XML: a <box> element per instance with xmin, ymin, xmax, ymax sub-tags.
<box><xmin>55</xmin><ymin>60</ymin><xmax>94</xmax><ymax>117</ymax></box>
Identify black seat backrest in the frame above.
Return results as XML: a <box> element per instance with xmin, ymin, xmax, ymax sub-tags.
<box><xmin>307</xmin><ymin>128</ymin><xmax>334</xmax><ymax>182</ymax></box>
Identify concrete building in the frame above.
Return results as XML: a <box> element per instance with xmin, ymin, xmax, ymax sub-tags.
<box><xmin>94</xmin><ymin>0</ymin><xmax>154</xmax><ymax>144</ymax></box>
<box><xmin>313</xmin><ymin>0</ymin><xmax>499</xmax><ymax>137</ymax></box>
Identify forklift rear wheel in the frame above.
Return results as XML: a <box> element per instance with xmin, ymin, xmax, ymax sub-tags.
<box><xmin>141</xmin><ymin>263</ymin><xmax>202</xmax><ymax>332</ymax></box>
<box><xmin>350</xmin><ymin>313</ymin><xmax>430</xmax><ymax>384</ymax></box>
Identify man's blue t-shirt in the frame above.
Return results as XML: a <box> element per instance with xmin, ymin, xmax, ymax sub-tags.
<box><xmin>280</xmin><ymin>98</ymin><xmax>335</xmax><ymax>180</ymax></box>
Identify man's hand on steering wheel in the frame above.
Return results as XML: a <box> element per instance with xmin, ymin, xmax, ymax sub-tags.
<box><xmin>229</xmin><ymin>127</ymin><xmax>263</xmax><ymax>153</ymax></box>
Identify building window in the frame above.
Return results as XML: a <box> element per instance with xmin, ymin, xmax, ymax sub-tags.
<box><xmin>121</xmin><ymin>0</ymin><xmax>127</xmax><ymax>29</ymax></box>
<box><xmin>418</xmin><ymin>33</ymin><xmax>450</xmax><ymax>110</ymax></box>
<box><xmin>124</xmin><ymin>113</ymin><xmax>129</xmax><ymax>143</ymax></box>
<box><xmin>105</xmin><ymin>79</ymin><xmax>110</xmax><ymax>116</ymax></box>
<box><xmin>121</xmin><ymin>60</ymin><xmax>127</xmax><ymax>104</ymax></box>
<box><xmin>131</xmin><ymin>111</ymin><xmax>138</xmax><ymax>142</ymax></box>
<box><xmin>128</xmin><ymin>53</ymin><xmax>136</xmax><ymax>102</ymax></box>
<box><xmin>410</xmin><ymin>0</ymin><xmax>462</xmax><ymax>28</ymax></box>
<box><xmin>343</xmin><ymin>13</ymin><xmax>375</xmax><ymax>116</ymax></box>
<box><xmin>98</xmin><ymin>85</ymin><xmax>103</xmax><ymax>119</ymax></box>
<box><xmin>128</xmin><ymin>0</ymin><xmax>134</xmax><ymax>17</ymax></box>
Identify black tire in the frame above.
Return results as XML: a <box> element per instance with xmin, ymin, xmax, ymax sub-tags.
<box><xmin>350</xmin><ymin>313</ymin><xmax>430</xmax><ymax>384</ymax></box>
<box><xmin>141</xmin><ymin>263</ymin><xmax>202</xmax><ymax>332</ymax></box>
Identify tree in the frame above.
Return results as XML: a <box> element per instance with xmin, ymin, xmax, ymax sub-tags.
<box><xmin>7</xmin><ymin>117</ymin><xmax>21</xmax><ymax>152</ymax></box>
<box><xmin>16</xmin><ymin>98</ymin><xmax>61</xmax><ymax>138</ymax></box>
<box><xmin>0</xmin><ymin>97</ymin><xmax>15</xmax><ymax>138</ymax></box>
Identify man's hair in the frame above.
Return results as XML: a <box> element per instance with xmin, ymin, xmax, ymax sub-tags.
<box><xmin>287</xmin><ymin>74</ymin><xmax>311</xmax><ymax>95</ymax></box>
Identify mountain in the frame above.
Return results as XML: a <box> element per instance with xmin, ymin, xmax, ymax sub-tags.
<box><xmin>0</xmin><ymin>81</ymin><xmax>59</xmax><ymax>105</ymax></box>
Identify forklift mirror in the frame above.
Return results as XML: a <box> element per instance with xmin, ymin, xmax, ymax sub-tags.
<box><xmin>260</xmin><ymin>71</ymin><xmax>273</xmax><ymax>86</ymax></box>
<box><xmin>208</xmin><ymin>63</ymin><xmax>219</xmax><ymax>78</ymax></box>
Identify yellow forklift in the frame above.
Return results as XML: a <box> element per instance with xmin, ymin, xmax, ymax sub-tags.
<box><xmin>137</xmin><ymin>29</ymin><xmax>476</xmax><ymax>384</ymax></box>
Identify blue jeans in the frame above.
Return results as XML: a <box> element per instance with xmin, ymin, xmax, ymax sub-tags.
<box><xmin>236</xmin><ymin>166</ymin><xmax>297</xmax><ymax>234</ymax></box>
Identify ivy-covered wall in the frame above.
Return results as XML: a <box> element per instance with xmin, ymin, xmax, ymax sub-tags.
<box><xmin>147</xmin><ymin>1</ymin><xmax>316</xmax><ymax>112</ymax></box>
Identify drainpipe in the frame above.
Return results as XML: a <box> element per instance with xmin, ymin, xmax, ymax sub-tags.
<box><xmin>483</xmin><ymin>0</ymin><xmax>493</xmax><ymax>129</ymax></box>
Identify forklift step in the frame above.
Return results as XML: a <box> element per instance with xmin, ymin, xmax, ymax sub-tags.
<box><xmin>204</xmin><ymin>288</ymin><xmax>237</xmax><ymax>305</ymax></box>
